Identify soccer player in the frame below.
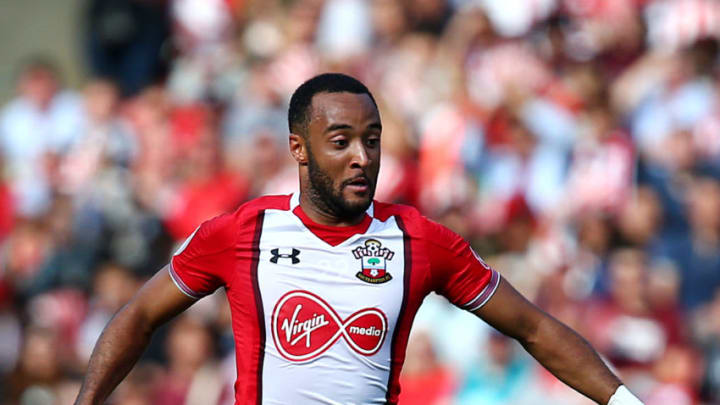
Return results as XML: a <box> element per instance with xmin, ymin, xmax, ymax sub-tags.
<box><xmin>74</xmin><ymin>73</ymin><xmax>643</xmax><ymax>405</ymax></box>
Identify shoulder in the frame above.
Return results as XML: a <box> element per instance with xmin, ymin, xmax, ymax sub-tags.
<box><xmin>0</xmin><ymin>99</ymin><xmax>27</xmax><ymax>124</ymax></box>
<box><xmin>373</xmin><ymin>201</ymin><xmax>423</xmax><ymax>226</ymax></box>
<box><xmin>234</xmin><ymin>194</ymin><xmax>292</xmax><ymax>219</ymax></box>
<box><xmin>372</xmin><ymin>201</ymin><xmax>457</xmax><ymax>242</ymax></box>
<box><xmin>194</xmin><ymin>194</ymin><xmax>292</xmax><ymax>244</ymax></box>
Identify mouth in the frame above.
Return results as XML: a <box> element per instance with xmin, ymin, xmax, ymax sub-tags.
<box><xmin>343</xmin><ymin>176</ymin><xmax>370</xmax><ymax>194</ymax></box>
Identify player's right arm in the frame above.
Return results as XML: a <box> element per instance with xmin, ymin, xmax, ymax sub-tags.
<box><xmin>74</xmin><ymin>266</ymin><xmax>196</xmax><ymax>405</ymax></box>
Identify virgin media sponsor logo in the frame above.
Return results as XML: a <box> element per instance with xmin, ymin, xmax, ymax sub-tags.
<box><xmin>271</xmin><ymin>290</ymin><xmax>388</xmax><ymax>362</ymax></box>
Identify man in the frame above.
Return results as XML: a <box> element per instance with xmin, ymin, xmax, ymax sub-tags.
<box><xmin>75</xmin><ymin>73</ymin><xmax>643</xmax><ymax>405</ymax></box>
<box><xmin>0</xmin><ymin>58</ymin><xmax>84</xmax><ymax>217</ymax></box>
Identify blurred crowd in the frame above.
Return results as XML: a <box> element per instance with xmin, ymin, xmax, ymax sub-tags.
<box><xmin>2</xmin><ymin>0</ymin><xmax>720</xmax><ymax>404</ymax></box>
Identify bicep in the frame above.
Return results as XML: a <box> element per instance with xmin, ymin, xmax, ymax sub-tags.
<box><xmin>128</xmin><ymin>266</ymin><xmax>197</xmax><ymax>329</ymax></box>
<box><xmin>472</xmin><ymin>276</ymin><xmax>546</xmax><ymax>342</ymax></box>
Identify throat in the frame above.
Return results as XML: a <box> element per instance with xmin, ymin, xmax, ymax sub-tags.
<box><xmin>299</xmin><ymin>191</ymin><xmax>367</xmax><ymax>227</ymax></box>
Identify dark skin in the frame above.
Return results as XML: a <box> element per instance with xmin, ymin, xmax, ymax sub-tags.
<box><xmin>290</xmin><ymin>92</ymin><xmax>382</xmax><ymax>227</ymax></box>
<box><xmin>74</xmin><ymin>268</ymin><xmax>194</xmax><ymax>405</ymax></box>
<box><xmin>474</xmin><ymin>279</ymin><xmax>622</xmax><ymax>404</ymax></box>
<box><xmin>75</xmin><ymin>91</ymin><xmax>622</xmax><ymax>405</ymax></box>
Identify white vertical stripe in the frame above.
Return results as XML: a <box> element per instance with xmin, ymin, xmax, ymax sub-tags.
<box><xmin>289</xmin><ymin>192</ymin><xmax>300</xmax><ymax>210</ymax></box>
<box><xmin>257</xmin><ymin>209</ymin><xmax>405</xmax><ymax>404</ymax></box>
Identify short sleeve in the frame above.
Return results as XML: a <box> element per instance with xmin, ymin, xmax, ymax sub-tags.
<box><xmin>169</xmin><ymin>213</ymin><xmax>237</xmax><ymax>299</ymax></box>
<box><xmin>424</xmin><ymin>220</ymin><xmax>500</xmax><ymax>311</ymax></box>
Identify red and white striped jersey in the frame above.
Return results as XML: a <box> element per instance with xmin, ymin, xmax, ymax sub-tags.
<box><xmin>170</xmin><ymin>193</ymin><xmax>499</xmax><ymax>405</ymax></box>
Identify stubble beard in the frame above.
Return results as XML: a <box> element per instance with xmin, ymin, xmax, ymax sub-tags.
<box><xmin>306</xmin><ymin>146</ymin><xmax>374</xmax><ymax>220</ymax></box>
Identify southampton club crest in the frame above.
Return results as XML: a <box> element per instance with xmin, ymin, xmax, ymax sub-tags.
<box><xmin>352</xmin><ymin>239</ymin><xmax>394</xmax><ymax>284</ymax></box>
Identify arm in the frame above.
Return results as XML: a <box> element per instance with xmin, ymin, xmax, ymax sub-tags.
<box><xmin>74</xmin><ymin>266</ymin><xmax>196</xmax><ymax>405</ymax></box>
<box><xmin>473</xmin><ymin>276</ymin><xmax>623</xmax><ymax>405</ymax></box>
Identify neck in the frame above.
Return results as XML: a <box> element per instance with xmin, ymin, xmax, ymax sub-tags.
<box><xmin>298</xmin><ymin>188</ymin><xmax>367</xmax><ymax>227</ymax></box>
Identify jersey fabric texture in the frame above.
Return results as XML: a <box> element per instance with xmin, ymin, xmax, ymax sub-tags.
<box><xmin>169</xmin><ymin>193</ymin><xmax>500</xmax><ymax>405</ymax></box>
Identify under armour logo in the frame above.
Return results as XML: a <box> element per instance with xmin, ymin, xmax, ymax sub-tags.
<box><xmin>270</xmin><ymin>248</ymin><xmax>301</xmax><ymax>264</ymax></box>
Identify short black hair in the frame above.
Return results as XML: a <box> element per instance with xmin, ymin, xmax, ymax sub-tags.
<box><xmin>288</xmin><ymin>73</ymin><xmax>377</xmax><ymax>137</ymax></box>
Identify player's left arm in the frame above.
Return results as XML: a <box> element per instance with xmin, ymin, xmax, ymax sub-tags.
<box><xmin>419</xmin><ymin>215</ymin><xmax>641</xmax><ymax>404</ymax></box>
<box><xmin>473</xmin><ymin>276</ymin><xmax>642</xmax><ymax>405</ymax></box>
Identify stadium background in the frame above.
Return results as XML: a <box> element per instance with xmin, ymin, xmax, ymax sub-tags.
<box><xmin>1</xmin><ymin>0</ymin><xmax>720</xmax><ymax>404</ymax></box>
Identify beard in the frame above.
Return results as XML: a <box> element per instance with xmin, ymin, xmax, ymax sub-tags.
<box><xmin>306</xmin><ymin>146</ymin><xmax>375</xmax><ymax>220</ymax></box>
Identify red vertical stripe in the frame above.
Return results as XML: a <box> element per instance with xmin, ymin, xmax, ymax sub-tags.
<box><xmin>250</xmin><ymin>211</ymin><xmax>266</xmax><ymax>405</ymax></box>
<box><xmin>384</xmin><ymin>216</ymin><xmax>433</xmax><ymax>404</ymax></box>
<box><xmin>385</xmin><ymin>216</ymin><xmax>412</xmax><ymax>404</ymax></box>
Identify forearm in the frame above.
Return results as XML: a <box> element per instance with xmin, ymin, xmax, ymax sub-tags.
<box><xmin>475</xmin><ymin>277</ymin><xmax>639</xmax><ymax>404</ymax></box>
<box><xmin>74</xmin><ymin>305</ymin><xmax>154</xmax><ymax>405</ymax></box>
<box><xmin>521</xmin><ymin>315</ymin><xmax>621</xmax><ymax>404</ymax></box>
<box><xmin>73</xmin><ymin>267</ymin><xmax>195</xmax><ymax>405</ymax></box>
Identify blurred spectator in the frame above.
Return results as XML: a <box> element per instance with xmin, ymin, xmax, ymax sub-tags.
<box><xmin>0</xmin><ymin>287</ymin><xmax>21</xmax><ymax>382</ymax></box>
<box><xmin>370</xmin><ymin>0</ymin><xmax>409</xmax><ymax>48</ymax></box>
<box><xmin>406</xmin><ymin>0</ymin><xmax>452</xmax><ymax>36</ymax></box>
<box><xmin>221</xmin><ymin>64</ymin><xmax>290</xmax><ymax>187</ymax></box>
<box><xmin>59</xmin><ymin>79</ymin><xmax>137</xmax><ymax>196</ymax></box>
<box><xmin>0</xmin><ymin>58</ymin><xmax>84</xmax><ymax>218</ymax></box>
<box><xmin>455</xmin><ymin>332</ymin><xmax>535</xmax><ymax>405</ymax></box>
<box><xmin>692</xmin><ymin>288</ymin><xmax>720</xmax><ymax>402</ymax></box>
<box><xmin>614</xmin><ymin>186</ymin><xmax>663</xmax><ymax>250</ymax></box>
<box><xmin>85</xmin><ymin>0</ymin><xmax>171</xmax><ymax>97</ymax></box>
<box><xmin>4</xmin><ymin>1</ymin><xmax>720</xmax><ymax>403</ymax></box>
<box><xmin>568</xmin><ymin>213</ymin><xmax>612</xmax><ymax>298</ymax></box>
<box><xmin>654</xmin><ymin>174</ymin><xmax>720</xmax><ymax>311</ymax></box>
<box><xmin>167</xmin><ymin>0</ymin><xmax>244</xmax><ymax>103</ymax></box>
<box><xmin>418</xmin><ymin>101</ymin><xmax>483</xmax><ymax>215</ymax></box>
<box><xmin>164</xmin><ymin>107</ymin><xmax>249</xmax><ymax>239</ymax></box>
<box><xmin>26</xmin><ymin>289</ymin><xmax>88</xmax><ymax>370</ymax></box>
<box><xmin>564</xmin><ymin>102</ymin><xmax>634</xmax><ymax>217</ymax></box>
<box><xmin>645</xmin><ymin>345</ymin><xmax>700</xmax><ymax>405</ymax></box>
<box><xmin>316</xmin><ymin>0</ymin><xmax>372</xmax><ymax>62</ymax></box>
<box><xmin>151</xmin><ymin>316</ymin><xmax>223</xmax><ymax>405</ymax></box>
<box><xmin>0</xmin><ymin>176</ymin><xmax>14</xmax><ymax>242</ymax></box>
<box><xmin>20</xmin><ymin>196</ymin><xmax>97</xmax><ymax>298</ymax></box>
<box><xmin>583</xmin><ymin>249</ymin><xmax>683</xmax><ymax>375</ymax></box>
<box><xmin>478</xmin><ymin>114</ymin><xmax>567</xmax><ymax>226</ymax></box>
<box><xmin>111</xmin><ymin>364</ymin><xmax>163</xmax><ymax>405</ymax></box>
<box><xmin>7</xmin><ymin>327</ymin><xmax>63</xmax><ymax>403</ymax></box>
<box><xmin>399</xmin><ymin>330</ymin><xmax>456</xmax><ymax>405</ymax></box>
<box><xmin>1</xmin><ymin>220</ymin><xmax>54</xmax><ymax>299</ymax></box>
<box><xmin>76</xmin><ymin>263</ymin><xmax>139</xmax><ymax>365</ymax></box>
<box><xmin>373</xmin><ymin>100</ymin><xmax>418</xmax><ymax>205</ymax></box>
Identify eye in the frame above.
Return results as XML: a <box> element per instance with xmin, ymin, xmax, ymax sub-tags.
<box><xmin>366</xmin><ymin>137</ymin><xmax>380</xmax><ymax>148</ymax></box>
<box><xmin>332</xmin><ymin>138</ymin><xmax>348</xmax><ymax>148</ymax></box>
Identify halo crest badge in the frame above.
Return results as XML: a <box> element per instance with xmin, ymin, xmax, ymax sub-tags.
<box><xmin>352</xmin><ymin>239</ymin><xmax>394</xmax><ymax>284</ymax></box>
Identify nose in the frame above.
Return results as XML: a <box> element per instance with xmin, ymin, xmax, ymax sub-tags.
<box><xmin>349</xmin><ymin>141</ymin><xmax>370</xmax><ymax>169</ymax></box>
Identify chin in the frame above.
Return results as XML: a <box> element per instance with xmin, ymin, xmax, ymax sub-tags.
<box><xmin>342</xmin><ymin>192</ymin><xmax>373</xmax><ymax>208</ymax></box>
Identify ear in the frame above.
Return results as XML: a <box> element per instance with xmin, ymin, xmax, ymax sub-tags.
<box><xmin>289</xmin><ymin>133</ymin><xmax>308</xmax><ymax>166</ymax></box>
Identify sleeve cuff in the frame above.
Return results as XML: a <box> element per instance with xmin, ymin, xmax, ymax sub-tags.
<box><xmin>168</xmin><ymin>261</ymin><xmax>205</xmax><ymax>300</ymax></box>
<box><xmin>463</xmin><ymin>270</ymin><xmax>500</xmax><ymax>311</ymax></box>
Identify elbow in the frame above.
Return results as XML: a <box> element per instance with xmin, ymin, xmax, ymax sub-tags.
<box><xmin>113</xmin><ymin>302</ymin><xmax>156</xmax><ymax>339</ymax></box>
<box><xmin>515</xmin><ymin>314</ymin><xmax>543</xmax><ymax>350</ymax></box>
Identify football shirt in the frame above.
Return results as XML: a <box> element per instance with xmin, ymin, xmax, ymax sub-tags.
<box><xmin>170</xmin><ymin>193</ymin><xmax>499</xmax><ymax>404</ymax></box>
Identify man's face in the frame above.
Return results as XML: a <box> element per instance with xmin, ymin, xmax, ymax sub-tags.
<box><xmin>19</xmin><ymin>68</ymin><xmax>57</xmax><ymax>109</ymax></box>
<box><xmin>304</xmin><ymin>92</ymin><xmax>381</xmax><ymax>219</ymax></box>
